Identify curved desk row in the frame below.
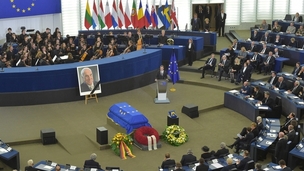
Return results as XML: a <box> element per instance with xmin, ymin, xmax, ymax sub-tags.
<box><xmin>251</xmin><ymin>81</ymin><xmax>304</xmax><ymax>118</ymax></box>
<box><xmin>34</xmin><ymin>160</ymin><xmax>105</xmax><ymax>171</ymax></box>
<box><xmin>0</xmin><ymin>49</ymin><xmax>162</xmax><ymax>106</ymax></box>
<box><xmin>0</xmin><ymin>140</ymin><xmax>20</xmax><ymax>170</ymax></box>
<box><xmin>288</xmin><ymin>138</ymin><xmax>304</xmax><ymax>170</ymax></box>
<box><xmin>224</xmin><ymin>91</ymin><xmax>271</xmax><ymax>122</ymax></box>
<box><xmin>272</xmin><ymin>20</ymin><xmax>304</xmax><ymax>33</ymax></box>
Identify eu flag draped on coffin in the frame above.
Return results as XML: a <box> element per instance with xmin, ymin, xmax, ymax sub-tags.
<box><xmin>108</xmin><ymin>102</ymin><xmax>151</xmax><ymax>134</ymax></box>
<box><xmin>0</xmin><ymin>0</ymin><xmax>61</xmax><ymax>19</ymax></box>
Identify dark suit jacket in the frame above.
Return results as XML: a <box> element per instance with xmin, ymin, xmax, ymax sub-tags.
<box><xmin>251</xmin><ymin>34</ymin><xmax>260</xmax><ymax>41</ymax></box>
<box><xmin>25</xmin><ymin>166</ymin><xmax>38</xmax><ymax>171</ymax></box>
<box><xmin>292</xmin><ymin>66</ymin><xmax>301</xmax><ymax>75</ymax></box>
<box><xmin>252</xmin><ymin>127</ymin><xmax>259</xmax><ymax>138</ymax></box>
<box><xmin>239</xmin><ymin>66</ymin><xmax>252</xmax><ymax>82</ymax></box>
<box><xmin>217</xmin><ymin>13</ymin><xmax>226</xmax><ymax>25</ymax></box>
<box><xmin>293</xmin><ymin>16</ymin><xmax>303</xmax><ymax>22</ymax></box>
<box><xmin>259</xmin><ymin>47</ymin><xmax>270</xmax><ymax>54</ymax></box>
<box><xmin>155</xmin><ymin>70</ymin><xmax>168</xmax><ymax>80</ymax></box>
<box><xmin>161</xmin><ymin>159</ymin><xmax>176</xmax><ymax>169</ymax></box>
<box><xmin>268</xmin><ymin>76</ymin><xmax>278</xmax><ymax>85</ymax></box>
<box><xmin>158</xmin><ymin>35</ymin><xmax>168</xmax><ymax>45</ymax></box>
<box><xmin>282</xmin><ymin>167</ymin><xmax>292</xmax><ymax>171</ymax></box>
<box><xmin>220</xmin><ymin>164</ymin><xmax>236</xmax><ymax>171</ymax></box>
<box><xmin>213</xmin><ymin>148</ymin><xmax>229</xmax><ymax>158</ymax></box>
<box><xmin>174</xmin><ymin>169</ymin><xmax>185</xmax><ymax>171</ymax></box>
<box><xmin>251</xmin><ymin>90</ymin><xmax>263</xmax><ymax>101</ymax></box>
<box><xmin>273</xmin><ymin>38</ymin><xmax>283</xmax><ymax>45</ymax></box>
<box><xmin>205</xmin><ymin>58</ymin><xmax>216</xmax><ymax>67</ymax></box>
<box><xmin>219</xmin><ymin>59</ymin><xmax>230</xmax><ymax>72</ymax></box>
<box><xmin>80</xmin><ymin>81</ymin><xmax>100</xmax><ymax>92</ymax></box>
<box><xmin>195</xmin><ymin>164</ymin><xmax>209</xmax><ymax>171</ymax></box>
<box><xmin>240</xmin><ymin>85</ymin><xmax>251</xmax><ymax>95</ymax></box>
<box><xmin>201</xmin><ymin>152</ymin><xmax>213</xmax><ymax>160</ymax></box>
<box><xmin>180</xmin><ymin>154</ymin><xmax>197</xmax><ymax>166</ymax></box>
<box><xmin>237</xmin><ymin>157</ymin><xmax>252</xmax><ymax>170</ymax></box>
<box><xmin>247</xmin><ymin>45</ymin><xmax>258</xmax><ymax>52</ymax></box>
<box><xmin>264</xmin><ymin>56</ymin><xmax>275</xmax><ymax>66</ymax></box>
<box><xmin>275</xmin><ymin>81</ymin><xmax>287</xmax><ymax>90</ymax></box>
<box><xmin>290</xmin><ymin>85</ymin><xmax>301</xmax><ymax>96</ymax></box>
<box><xmin>260</xmin><ymin>35</ymin><xmax>270</xmax><ymax>43</ymax></box>
<box><xmin>287</xmin><ymin>130</ymin><xmax>296</xmax><ymax>142</ymax></box>
<box><xmin>191</xmin><ymin>18</ymin><xmax>202</xmax><ymax>31</ymax></box>
<box><xmin>187</xmin><ymin>43</ymin><xmax>195</xmax><ymax>53</ymax></box>
<box><xmin>84</xmin><ymin>159</ymin><xmax>101</xmax><ymax>169</ymax></box>
<box><xmin>275</xmin><ymin>138</ymin><xmax>288</xmax><ymax>161</ymax></box>
<box><xmin>262</xmin><ymin>97</ymin><xmax>275</xmax><ymax>108</ymax></box>
<box><xmin>257</xmin><ymin>122</ymin><xmax>264</xmax><ymax>132</ymax></box>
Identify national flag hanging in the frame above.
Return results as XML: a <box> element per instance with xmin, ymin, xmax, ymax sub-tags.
<box><xmin>112</xmin><ymin>0</ymin><xmax>118</xmax><ymax>28</ymax></box>
<box><xmin>170</xmin><ymin>0</ymin><xmax>178</xmax><ymax>29</ymax></box>
<box><xmin>118</xmin><ymin>0</ymin><xmax>125</xmax><ymax>28</ymax></box>
<box><xmin>168</xmin><ymin>50</ymin><xmax>180</xmax><ymax>84</ymax></box>
<box><xmin>84</xmin><ymin>0</ymin><xmax>93</xmax><ymax>30</ymax></box>
<box><xmin>131</xmin><ymin>0</ymin><xmax>138</xmax><ymax>28</ymax></box>
<box><xmin>137</xmin><ymin>0</ymin><xmax>145</xmax><ymax>28</ymax></box>
<box><xmin>157</xmin><ymin>0</ymin><xmax>164</xmax><ymax>28</ymax></box>
<box><xmin>150</xmin><ymin>0</ymin><xmax>158</xmax><ymax>28</ymax></box>
<box><xmin>98</xmin><ymin>0</ymin><xmax>106</xmax><ymax>29</ymax></box>
<box><xmin>163</xmin><ymin>0</ymin><xmax>171</xmax><ymax>29</ymax></box>
<box><xmin>92</xmin><ymin>0</ymin><xmax>99</xmax><ymax>29</ymax></box>
<box><xmin>124</xmin><ymin>0</ymin><xmax>132</xmax><ymax>28</ymax></box>
<box><xmin>105</xmin><ymin>0</ymin><xmax>113</xmax><ymax>29</ymax></box>
<box><xmin>144</xmin><ymin>0</ymin><xmax>151</xmax><ymax>28</ymax></box>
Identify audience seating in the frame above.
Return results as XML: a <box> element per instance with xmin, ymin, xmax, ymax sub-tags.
<box><xmin>244</xmin><ymin>160</ymin><xmax>255</xmax><ymax>170</ymax></box>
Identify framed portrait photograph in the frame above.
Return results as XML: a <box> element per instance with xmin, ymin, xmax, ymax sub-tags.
<box><xmin>77</xmin><ymin>64</ymin><xmax>102</xmax><ymax>96</ymax></box>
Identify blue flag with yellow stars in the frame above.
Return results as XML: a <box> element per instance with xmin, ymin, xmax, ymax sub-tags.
<box><xmin>168</xmin><ymin>50</ymin><xmax>180</xmax><ymax>84</ymax></box>
<box><xmin>0</xmin><ymin>0</ymin><xmax>61</xmax><ymax>19</ymax></box>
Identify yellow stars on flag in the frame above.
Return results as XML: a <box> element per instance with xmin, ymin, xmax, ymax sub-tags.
<box><xmin>10</xmin><ymin>0</ymin><xmax>36</xmax><ymax>13</ymax></box>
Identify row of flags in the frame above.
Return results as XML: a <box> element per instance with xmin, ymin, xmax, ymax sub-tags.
<box><xmin>84</xmin><ymin>0</ymin><xmax>179</xmax><ymax>30</ymax></box>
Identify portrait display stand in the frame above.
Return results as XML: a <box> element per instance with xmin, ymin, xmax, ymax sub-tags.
<box><xmin>84</xmin><ymin>81</ymin><xmax>100</xmax><ymax>104</ymax></box>
<box><xmin>154</xmin><ymin>79</ymin><xmax>170</xmax><ymax>104</ymax></box>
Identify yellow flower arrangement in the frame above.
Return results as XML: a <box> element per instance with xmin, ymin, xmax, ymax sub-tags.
<box><xmin>161</xmin><ymin>125</ymin><xmax>188</xmax><ymax>146</ymax></box>
<box><xmin>111</xmin><ymin>133</ymin><xmax>135</xmax><ymax>159</ymax></box>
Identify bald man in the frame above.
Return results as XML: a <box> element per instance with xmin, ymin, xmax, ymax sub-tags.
<box><xmin>80</xmin><ymin>67</ymin><xmax>100</xmax><ymax>92</ymax></box>
<box><xmin>275</xmin><ymin>132</ymin><xmax>288</xmax><ymax>164</ymax></box>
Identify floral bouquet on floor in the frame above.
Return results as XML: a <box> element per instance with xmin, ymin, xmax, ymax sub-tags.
<box><xmin>161</xmin><ymin>125</ymin><xmax>188</xmax><ymax>146</ymax></box>
<box><xmin>111</xmin><ymin>132</ymin><xmax>135</xmax><ymax>159</ymax></box>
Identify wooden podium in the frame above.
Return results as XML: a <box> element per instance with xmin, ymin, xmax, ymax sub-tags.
<box><xmin>85</xmin><ymin>94</ymin><xmax>98</xmax><ymax>104</ymax></box>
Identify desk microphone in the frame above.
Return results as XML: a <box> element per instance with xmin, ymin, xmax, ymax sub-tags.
<box><xmin>0</xmin><ymin>66</ymin><xmax>4</xmax><ymax>72</ymax></box>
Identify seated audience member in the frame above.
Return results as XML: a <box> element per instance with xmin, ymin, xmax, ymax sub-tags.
<box><xmin>260</xmin><ymin>32</ymin><xmax>270</xmax><ymax>43</ymax></box>
<box><xmin>268</xmin><ymin>71</ymin><xmax>278</xmax><ymax>85</ymax></box>
<box><xmin>250</xmin><ymin>51</ymin><xmax>262</xmax><ymax>69</ymax></box>
<box><xmin>236</xmin><ymin>150</ymin><xmax>252</xmax><ymax>170</ymax></box>
<box><xmin>247</xmin><ymin>41</ymin><xmax>257</xmax><ymax>52</ymax></box>
<box><xmin>200</xmin><ymin>53</ymin><xmax>216</xmax><ymax>79</ymax></box>
<box><xmin>249</xmin><ymin>86</ymin><xmax>263</xmax><ymax>101</ymax></box>
<box><xmin>217</xmin><ymin>55</ymin><xmax>230</xmax><ymax>81</ymax></box>
<box><xmin>235</xmin><ymin>62</ymin><xmax>251</xmax><ymax>84</ymax></box>
<box><xmin>256</xmin><ymin>116</ymin><xmax>264</xmax><ymax>132</ymax></box>
<box><xmin>195</xmin><ymin>158</ymin><xmax>209</xmax><ymax>171</ymax></box>
<box><xmin>225</xmin><ymin>45</ymin><xmax>235</xmax><ymax>60</ymax></box>
<box><xmin>158</xmin><ymin>30</ymin><xmax>168</xmax><ymax>45</ymax></box>
<box><xmin>213</xmin><ymin>142</ymin><xmax>229</xmax><ymax>158</ymax></box>
<box><xmin>286</xmin><ymin>22</ymin><xmax>296</xmax><ymax>34</ymax></box>
<box><xmin>273</xmin><ymin>48</ymin><xmax>281</xmax><ymax>58</ymax></box>
<box><xmin>296</xmin><ymin>25</ymin><xmax>304</xmax><ymax>36</ymax></box>
<box><xmin>260</xmin><ymin>20</ymin><xmax>268</xmax><ymax>30</ymax></box>
<box><xmin>232</xmin><ymin>39</ymin><xmax>239</xmax><ymax>50</ymax></box>
<box><xmin>228</xmin><ymin>127</ymin><xmax>254</xmax><ymax>153</ymax></box>
<box><xmin>298</xmin><ymin>87</ymin><xmax>304</xmax><ymax>99</ymax></box>
<box><xmin>55</xmin><ymin>165</ymin><xmax>61</xmax><ymax>171</ymax></box>
<box><xmin>237</xmin><ymin>47</ymin><xmax>248</xmax><ymax>63</ymax></box>
<box><xmin>174</xmin><ymin>162</ymin><xmax>184</xmax><ymax>171</ymax></box>
<box><xmin>292</xmin><ymin>62</ymin><xmax>301</xmax><ymax>76</ymax></box>
<box><xmin>180</xmin><ymin>149</ymin><xmax>197</xmax><ymax>166</ymax></box>
<box><xmin>251</xmin><ymin>30</ymin><xmax>260</xmax><ymax>41</ymax></box>
<box><xmin>272</xmin><ymin>21</ymin><xmax>281</xmax><ymax>32</ymax></box>
<box><xmin>258</xmin><ymin>91</ymin><xmax>275</xmax><ymax>108</ymax></box>
<box><xmin>257</xmin><ymin>51</ymin><xmax>275</xmax><ymax>75</ymax></box>
<box><xmin>274</xmin><ymin>77</ymin><xmax>286</xmax><ymax>90</ymax></box>
<box><xmin>286</xmin><ymin>125</ymin><xmax>296</xmax><ymax>142</ymax></box>
<box><xmin>275</xmin><ymin>133</ymin><xmax>288</xmax><ymax>163</ymax></box>
<box><xmin>84</xmin><ymin>153</ymin><xmax>102</xmax><ymax>169</ymax></box>
<box><xmin>220</xmin><ymin>158</ymin><xmax>236</xmax><ymax>171</ymax></box>
<box><xmin>239</xmin><ymin>81</ymin><xmax>251</xmax><ymax>95</ymax></box>
<box><xmin>288</xmin><ymin>80</ymin><xmax>301</xmax><ymax>96</ymax></box>
<box><xmin>279</xmin><ymin>160</ymin><xmax>292</xmax><ymax>171</ymax></box>
<box><xmin>201</xmin><ymin>146</ymin><xmax>213</xmax><ymax>160</ymax></box>
<box><xmin>273</xmin><ymin>34</ymin><xmax>282</xmax><ymax>45</ymax></box>
<box><xmin>259</xmin><ymin>43</ymin><xmax>269</xmax><ymax>55</ymax></box>
<box><xmin>229</xmin><ymin>57</ymin><xmax>242</xmax><ymax>83</ymax></box>
<box><xmin>296</xmin><ymin>66</ymin><xmax>304</xmax><ymax>79</ymax></box>
<box><xmin>161</xmin><ymin>153</ymin><xmax>176</xmax><ymax>169</ymax></box>
<box><xmin>255</xmin><ymin>163</ymin><xmax>264</xmax><ymax>171</ymax></box>
<box><xmin>25</xmin><ymin>159</ymin><xmax>37</xmax><ymax>171</ymax></box>
<box><xmin>280</xmin><ymin>112</ymin><xmax>296</xmax><ymax>132</ymax></box>
<box><xmin>289</xmin><ymin>38</ymin><xmax>297</xmax><ymax>48</ymax></box>
<box><xmin>293</xmin><ymin>12</ymin><xmax>303</xmax><ymax>23</ymax></box>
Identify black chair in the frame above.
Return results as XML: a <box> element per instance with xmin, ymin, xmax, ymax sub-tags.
<box><xmin>284</xmin><ymin>14</ymin><xmax>292</xmax><ymax>21</ymax></box>
<box><xmin>285</xmin><ymin>79</ymin><xmax>294</xmax><ymax>90</ymax></box>
<box><xmin>244</xmin><ymin>160</ymin><xmax>255</xmax><ymax>170</ymax></box>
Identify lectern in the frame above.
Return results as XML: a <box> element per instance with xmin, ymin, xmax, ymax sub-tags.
<box><xmin>154</xmin><ymin>80</ymin><xmax>170</xmax><ymax>104</ymax></box>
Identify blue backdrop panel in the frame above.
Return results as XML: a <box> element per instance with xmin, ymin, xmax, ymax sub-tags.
<box><xmin>0</xmin><ymin>0</ymin><xmax>61</xmax><ymax>19</ymax></box>
<box><xmin>108</xmin><ymin>102</ymin><xmax>151</xmax><ymax>134</ymax></box>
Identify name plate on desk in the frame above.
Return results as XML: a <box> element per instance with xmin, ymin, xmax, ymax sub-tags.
<box><xmin>258</xmin><ymin>106</ymin><xmax>269</xmax><ymax>110</ymax></box>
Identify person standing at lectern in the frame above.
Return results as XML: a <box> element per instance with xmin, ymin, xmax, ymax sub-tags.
<box><xmin>80</xmin><ymin>67</ymin><xmax>100</xmax><ymax>92</ymax></box>
<box><xmin>155</xmin><ymin>65</ymin><xmax>168</xmax><ymax>81</ymax></box>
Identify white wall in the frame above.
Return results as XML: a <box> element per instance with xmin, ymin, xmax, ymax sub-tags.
<box><xmin>0</xmin><ymin>13</ymin><xmax>62</xmax><ymax>44</ymax></box>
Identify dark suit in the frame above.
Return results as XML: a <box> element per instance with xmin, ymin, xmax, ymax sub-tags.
<box><xmin>293</xmin><ymin>16</ymin><xmax>303</xmax><ymax>23</ymax></box>
<box><xmin>84</xmin><ymin>159</ymin><xmax>101</xmax><ymax>169</ymax></box>
<box><xmin>80</xmin><ymin>81</ymin><xmax>100</xmax><ymax>92</ymax></box>
<box><xmin>155</xmin><ymin>70</ymin><xmax>168</xmax><ymax>80</ymax></box>
<box><xmin>289</xmin><ymin>41</ymin><xmax>298</xmax><ymax>48</ymax></box>
<box><xmin>260</xmin><ymin>35</ymin><xmax>270</xmax><ymax>43</ymax></box>
<box><xmin>268</xmin><ymin>76</ymin><xmax>278</xmax><ymax>85</ymax></box>
<box><xmin>240</xmin><ymin>85</ymin><xmax>251</xmax><ymax>95</ymax></box>
<box><xmin>158</xmin><ymin>35</ymin><xmax>168</xmax><ymax>45</ymax></box>
<box><xmin>201</xmin><ymin>152</ymin><xmax>213</xmax><ymax>160</ymax></box>
<box><xmin>213</xmin><ymin>148</ymin><xmax>229</xmax><ymax>158</ymax></box>
<box><xmin>287</xmin><ymin>130</ymin><xmax>296</xmax><ymax>142</ymax></box>
<box><xmin>201</xmin><ymin>58</ymin><xmax>216</xmax><ymax>78</ymax></box>
<box><xmin>186</xmin><ymin>43</ymin><xmax>195</xmax><ymax>66</ymax></box>
<box><xmin>196</xmin><ymin>164</ymin><xmax>209</xmax><ymax>171</ymax></box>
<box><xmin>191</xmin><ymin>18</ymin><xmax>202</xmax><ymax>31</ymax></box>
<box><xmin>25</xmin><ymin>166</ymin><xmax>38</xmax><ymax>171</ymax></box>
<box><xmin>273</xmin><ymin>38</ymin><xmax>283</xmax><ymax>45</ymax></box>
<box><xmin>257</xmin><ymin>122</ymin><xmax>264</xmax><ymax>132</ymax></box>
<box><xmin>251</xmin><ymin>34</ymin><xmax>260</xmax><ymax>41</ymax></box>
<box><xmin>275</xmin><ymin>81</ymin><xmax>287</xmax><ymax>90</ymax></box>
<box><xmin>290</xmin><ymin>85</ymin><xmax>301</xmax><ymax>96</ymax></box>
<box><xmin>161</xmin><ymin>159</ymin><xmax>176</xmax><ymax>169</ymax></box>
<box><xmin>258</xmin><ymin>55</ymin><xmax>275</xmax><ymax>74</ymax></box>
<box><xmin>247</xmin><ymin>45</ymin><xmax>257</xmax><ymax>52</ymax></box>
<box><xmin>259</xmin><ymin>47</ymin><xmax>269</xmax><ymax>55</ymax></box>
<box><xmin>262</xmin><ymin>97</ymin><xmax>275</xmax><ymax>108</ymax></box>
<box><xmin>251</xmin><ymin>90</ymin><xmax>263</xmax><ymax>101</ymax></box>
<box><xmin>217</xmin><ymin>13</ymin><xmax>227</xmax><ymax>36</ymax></box>
<box><xmin>275</xmin><ymin>138</ymin><xmax>288</xmax><ymax>163</ymax></box>
<box><xmin>292</xmin><ymin>66</ymin><xmax>301</xmax><ymax>76</ymax></box>
<box><xmin>174</xmin><ymin>169</ymin><xmax>185</xmax><ymax>171</ymax></box>
<box><xmin>236</xmin><ymin>66</ymin><xmax>252</xmax><ymax>83</ymax></box>
<box><xmin>250</xmin><ymin>53</ymin><xmax>262</xmax><ymax>69</ymax></box>
<box><xmin>180</xmin><ymin>154</ymin><xmax>197</xmax><ymax>166</ymax></box>
<box><xmin>218</xmin><ymin>59</ymin><xmax>230</xmax><ymax>81</ymax></box>
<box><xmin>281</xmin><ymin>118</ymin><xmax>296</xmax><ymax>131</ymax></box>
<box><xmin>237</xmin><ymin>157</ymin><xmax>252</xmax><ymax>170</ymax></box>
<box><xmin>282</xmin><ymin>167</ymin><xmax>292</xmax><ymax>171</ymax></box>
<box><xmin>205</xmin><ymin>6</ymin><xmax>212</xmax><ymax>20</ymax></box>
<box><xmin>220</xmin><ymin>164</ymin><xmax>236</xmax><ymax>171</ymax></box>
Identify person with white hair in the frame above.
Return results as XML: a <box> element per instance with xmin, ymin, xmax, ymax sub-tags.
<box><xmin>180</xmin><ymin>149</ymin><xmax>197</xmax><ymax>166</ymax></box>
<box><xmin>256</xmin><ymin>116</ymin><xmax>264</xmax><ymax>132</ymax></box>
<box><xmin>213</xmin><ymin>142</ymin><xmax>229</xmax><ymax>158</ymax></box>
<box><xmin>25</xmin><ymin>159</ymin><xmax>36</xmax><ymax>171</ymax></box>
<box><xmin>79</xmin><ymin>67</ymin><xmax>100</xmax><ymax>92</ymax></box>
<box><xmin>83</xmin><ymin>153</ymin><xmax>102</xmax><ymax>169</ymax></box>
<box><xmin>221</xmin><ymin>158</ymin><xmax>236</xmax><ymax>171</ymax></box>
<box><xmin>288</xmin><ymin>80</ymin><xmax>301</xmax><ymax>96</ymax></box>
